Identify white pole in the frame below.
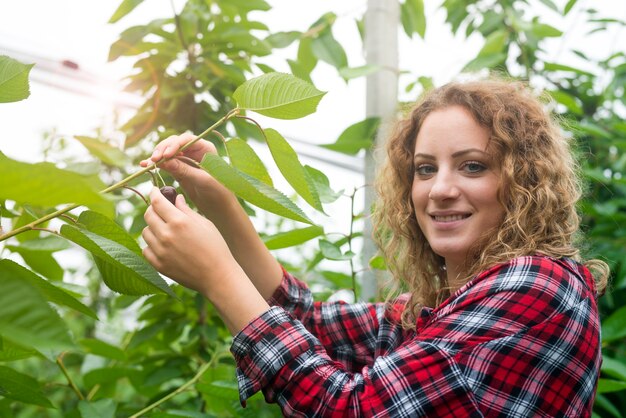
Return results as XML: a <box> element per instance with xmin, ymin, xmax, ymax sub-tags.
<box><xmin>361</xmin><ymin>0</ymin><xmax>399</xmax><ymax>301</ymax></box>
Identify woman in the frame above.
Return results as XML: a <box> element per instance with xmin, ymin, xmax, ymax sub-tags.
<box><xmin>141</xmin><ymin>79</ymin><xmax>608</xmax><ymax>417</ymax></box>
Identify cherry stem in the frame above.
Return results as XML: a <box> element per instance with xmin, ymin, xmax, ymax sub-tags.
<box><xmin>123</xmin><ymin>185</ymin><xmax>150</xmax><ymax>205</ymax></box>
<box><xmin>0</xmin><ymin>108</ymin><xmax>240</xmax><ymax>242</ymax></box>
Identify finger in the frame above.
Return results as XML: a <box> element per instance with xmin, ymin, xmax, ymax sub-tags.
<box><xmin>149</xmin><ymin>187</ymin><xmax>184</xmax><ymax>223</ymax></box>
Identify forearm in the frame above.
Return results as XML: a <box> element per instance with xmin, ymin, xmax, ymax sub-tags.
<box><xmin>194</xmin><ymin>191</ymin><xmax>283</xmax><ymax>300</ymax></box>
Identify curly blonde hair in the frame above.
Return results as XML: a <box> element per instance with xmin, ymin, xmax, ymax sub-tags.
<box><xmin>372</xmin><ymin>79</ymin><xmax>609</xmax><ymax>329</ymax></box>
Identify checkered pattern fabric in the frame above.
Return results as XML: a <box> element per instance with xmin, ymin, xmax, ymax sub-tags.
<box><xmin>231</xmin><ymin>256</ymin><xmax>601</xmax><ymax>417</ymax></box>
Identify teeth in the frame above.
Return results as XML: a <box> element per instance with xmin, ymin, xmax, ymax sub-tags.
<box><xmin>433</xmin><ymin>214</ymin><xmax>467</xmax><ymax>222</ymax></box>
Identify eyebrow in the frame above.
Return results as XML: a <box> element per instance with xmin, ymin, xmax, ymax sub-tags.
<box><xmin>413</xmin><ymin>148</ymin><xmax>489</xmax><ymax>161</ymax></box>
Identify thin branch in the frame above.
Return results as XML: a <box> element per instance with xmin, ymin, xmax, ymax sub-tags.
<box><xmin>129</xmin><ymin>348</ymin><xmax>230</xmax><ymax>418</ymax></box>
<box><xmin>56</xmin><ymin>353</ymin><xmax>85</xmax><ymax>400</ymax></box>
<box><xmin>123</xmin><ymin>185</ymin><xmax>150</xmax><ymax>205</ymax></box>
<box><xmin>0</xmin><ymin>110</ymin><xmax>238</xmax><ymax>243</ymax></box>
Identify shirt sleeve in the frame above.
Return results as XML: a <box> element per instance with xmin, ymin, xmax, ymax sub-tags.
<box><xmin>231</xmin><ymin>306</ymin><xmax>481</xmax><ymax>417</ymax></box>
<box><xmin>231</xmin><ymin>256</ymin><xmax>601</xmax><ymax>417</ymax></box>
<box><xmin>267</xmin><ymin>267</ymin><xmax>406</xmax><ymax>372</ymax></box>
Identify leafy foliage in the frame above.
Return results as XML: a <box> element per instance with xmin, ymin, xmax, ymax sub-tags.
<box><xmin>0</xmin><ymin>0</ymin><xmax>624</xmax><ymax>416</ymax></box>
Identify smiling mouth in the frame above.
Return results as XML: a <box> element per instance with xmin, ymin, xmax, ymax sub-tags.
<box><xmin>431</xmin><ymin>214</ymin><xmax>471</xmax><ymax>222</ymax></box>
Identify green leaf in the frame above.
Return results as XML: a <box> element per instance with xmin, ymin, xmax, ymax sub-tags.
<box><xmin>0</xmin><ymin>259</ymin><xmax>97</xmax><ymax>319</ymax></box>
<box><xmin>369</xmin><ymin>255</ymin><xmax>388</xmax><ymax>270</ymax></box>
<box><xmin>401</xmin><ymin>0</ymin><xmax>426</xmax><ymax>38</ymax></box>
<box><xmin>463</xmin><ymin>53</ymin><xmax>507</xmax><ymax>72</ymax></box>
<box><xmin>6</xmin><ymin>245</ymin><xmax>65</xmax><ymax>281</ymax></box>
<box><xmin>477</xmin><ymin>30</ymin><xmax>509</xmax><ymax>57</ymax></box>
<box><xmin>265</xmin><ymin>129</ymin><xmax>323</xmax><ymax>212</ymax></box>
<box><xmin>0</xmin><ymin>338</ymin><xmax>37</xmax><ymax>362</ymax></box>
<box><xmin>0</xmin><ymin>56</ymin><xmax>34</xmax><ymax>103</ymax></box>
<box><xmin>311</xmin><ymin>31</ymin><xmax>348</xmax><ymax>70</ymax></box>
<box><xmin>0</xmin><ymin>268</ymin><xmax>74</xmax><ymax>351</ymax></box>
<box><xmin>78</xmin><ymin>399</ymin><xmax>117</xmax><ymax>418</ymax></box>
<box><xmin>263</xmin><ymin>226</ymin><xmax>324</xmax><ymax>250</ymax></box>
<box><xmin>0</xmin><ymin>151</ymin><xmax>114</xmax><ymax>216</ymax></box>
<box><xmin>77</xmin><ymin>210</ymin><xmax>142</xmax><ymax>255</ymax></box>
<box><xmin>226</xmin><ymin>138</ymin><xmax>273</xmax><ymax>186</ymax></box>
<box><xmin>233</xmin><ymin>72</ymin><xmax>326</xmax><ymax>120</ymax></box>
<box><xmin>564</xmin><ymin>0</ymin><xmax>578</xmax><ymax>15</ymax></box>
<box><xmin>108</xmin><ymin>0</ymin><xmax>145</xmax><ymax>23</ymax></box>
<box><xmin>593</xmin><ymin>394</ymin><xmax>622</xmax><ymax>418</ymax></box>
<box><xmin>60</xmin><ymin>224</ymin><xmax>175</xmax><ymax>297</ymax></box>
<box><xmin>0</xmin><ymin>366</ymin><xmax>53</xmax><ymax>408</ymax></box>
<box><xmin>319</xmin><ymin>239</ymin><xmax>355</xmax><ymax>261</ymax></box>
<box><xmin>549</xmin><ymin>90</ymin><xmax>583</xmax><ymax>115</ymax></box>
<box><xmin>201</xmin><ymin>153</ymin><xmax>313</xmax><ymax>224</ymax></box>
<box><xmin>601</xmin><ymin>305</ymin><xmax>626</xmax><ymax>343</ymax></box>
<box><xmin>602</xmin><ymin>356</ymin><xmax>626</xmax><ymax>381</ymax></box>
<box><xmin>531</xmin><ymin>22</ymin><xmax>562</xmax><ymax>38</ymax></box>
<box><xmin>597</xmin><ymin>379</ymin><xmax>626</xmax><ymax>394</ymax></box>
<box><xmin>83</xmin><ymin>367</ymin><xmax>140</xmax><ymax>388</ymax></box>
<box><xmin>321</xmin><ymin>117</ymin><xmax>380</xmax><ymax>155</ymax></box>
<box><xmin>538</xmin><ymin>0</ymin><xmax>559</xmax><ymax>12</ymax></box>
<box><xmin>265</xmin><ymin>31</ymin><xmax>301</xmax><ymax>48</ymax></box>
<box><xmin>73</xmin><ymin>136</ymin><xmax>131</xmax><ymax>167</ymax></box>
<box><xmin>338</xmin><ymin>65</ymin><xmax>380</xmax><ymax>81</ymax></box>
<box><xmin>304</xmin><ymin>166</ymin><xmax>343</xmax><ymax>204</ymax></box>
<box><xmin>80</xmin><ymin>338</ymin><xmax>125</xmax><ymax>360</ymax></box>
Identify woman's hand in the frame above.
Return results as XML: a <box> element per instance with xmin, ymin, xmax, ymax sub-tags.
<box><xmin>142</xmin><ymin>187</ymin><xmax>270</xmax><ymax>334</ymax></box>
<box><xmin>142</xmin><ymin>187</ymin><xmax>236</xmax><ymax>297</ymax></box>
<box><xmin>140</xmin><ymin>133</ymin><xmax>235</xmax><ymax>209</ymax></box>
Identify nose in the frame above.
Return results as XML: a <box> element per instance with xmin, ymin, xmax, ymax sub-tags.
<box><xmin>428</xmin><ymin>171</ymin><xmax>460</xmax><ymax>201</ymax></box>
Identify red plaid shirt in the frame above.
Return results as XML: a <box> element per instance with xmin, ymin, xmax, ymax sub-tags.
<box><xmin>231</xmin><ymin>256</ymin><xmax>601</xmax><ymax>417</ymax></box>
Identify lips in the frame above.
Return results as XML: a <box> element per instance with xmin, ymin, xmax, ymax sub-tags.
<box><xmin>430</xmin><ymin>213</ymin><xmax>471</xmax><ymax>222</ymax></box>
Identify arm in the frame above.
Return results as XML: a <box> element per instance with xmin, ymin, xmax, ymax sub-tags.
<box><xmin>141</xmin><ymin>133</ymin><xmax>282</xmax><ymax>300</ymax></box>
<box><xmin>231</xmin><ymin>256</ymin><xmax>601</xmax><ymax>417</ymax></box>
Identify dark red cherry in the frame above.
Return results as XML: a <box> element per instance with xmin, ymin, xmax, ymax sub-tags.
<box><xmin>160</xmin><ymin>186</ymin><xmax>178</xmax><ymax>205</ymax></box>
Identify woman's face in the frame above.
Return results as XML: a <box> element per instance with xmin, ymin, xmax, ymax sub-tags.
<box><xmin>411</xmin><ymin>105</ymin><xmax>505</xmax><ymax>273</ymax></box>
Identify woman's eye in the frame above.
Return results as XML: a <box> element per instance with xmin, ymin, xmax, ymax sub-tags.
<box><xmin>463</xmin><ymin>161</ymin><xmax>486</xmax><ymax>173</ymax></box>
<box><xmin>415</xmin><ymin>164</ymin><xmax>436</xmax><ymax>176</ymax></box>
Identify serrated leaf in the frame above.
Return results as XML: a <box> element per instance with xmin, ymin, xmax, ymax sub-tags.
<box><xmin>0</xmin><ymin>366</ymin><xmax>53</xmax><ymax>408</ymax></box>
<box><xmin>73</xmin><ymin>136</ymin><xmax>131</xmax><ymax>167</ymax></box>
<box><xmin>60</xmin><ymin>224</ymin><xmax>175</xmax><ymax>297</ymax></box>
<box><xmin>0</xmin><ymin>151</ymin><xmax>114</xmax><ymax>215</ymax></box>
<box><xmin>0</xmin><ymin>55</ymin><xmax>33</xmax><ymax>103</ymax></box>
<box><xmin>6</xmin><ymin>245</ymin><xmax>65</xmax><ymax>281</ymax></box>
<box><xmin>78</xmin><ymin>399</ymin><xmax>117</xmax><ymax>418</ymax></box>
<box><xmin>263</xmin><ymin>226</ymin><xmax>324</xmax><ymax>249</ymax></box>
<box><xmin>265</xmin><ymin>129</ymin><xmax>323</xmax><ymax>212</ymax></box>
<box><xmin>304</xmin><ymin>165</ymin><xmax>343</xmax><ymax>204</ymax></box>
<box><xmin>108</xmin><ymin>0</ymin><xmax>145</xmax><ymax>23</ymax></box>
<box><xmin>77</xmin><ymin>210</ymin><xmax>142</xmax><ymax>255</ymax></box>
<box><xmin>79</xmin><ymin>338</ymin><xmax>125</xmax><ymax>360</ymax></box>
<box><xmin>225</xmin><ymin>138</ymin><xmax>273</xmax><ymax>186</ymax></box>
<box><xmin>0</xmin><ymin>338</ymin><xmax>37</xmax><ymax>362</ymax></box>
<box><xmin>201</xmin><ymin>153</ymin><xmax>313</xmax><ymax>224</ymax></box>
<box><xmin>0</xmin><ymin>259</ymin><xmax>97</xmax><ymax>319</ymax></box>
<box><xmin>233</xmin><ymin>72</ymin><xmax>326</xmax><ymax>120</ymax></box>
<box><xmin>0</xmin><ymin>267</ymin><xmax>74</xmax><ymax>352</ymax></box>
<box><xmin>321</xmin><ymin>117</ymin><xmax>380</xmax><ymax>155</ymax></box>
